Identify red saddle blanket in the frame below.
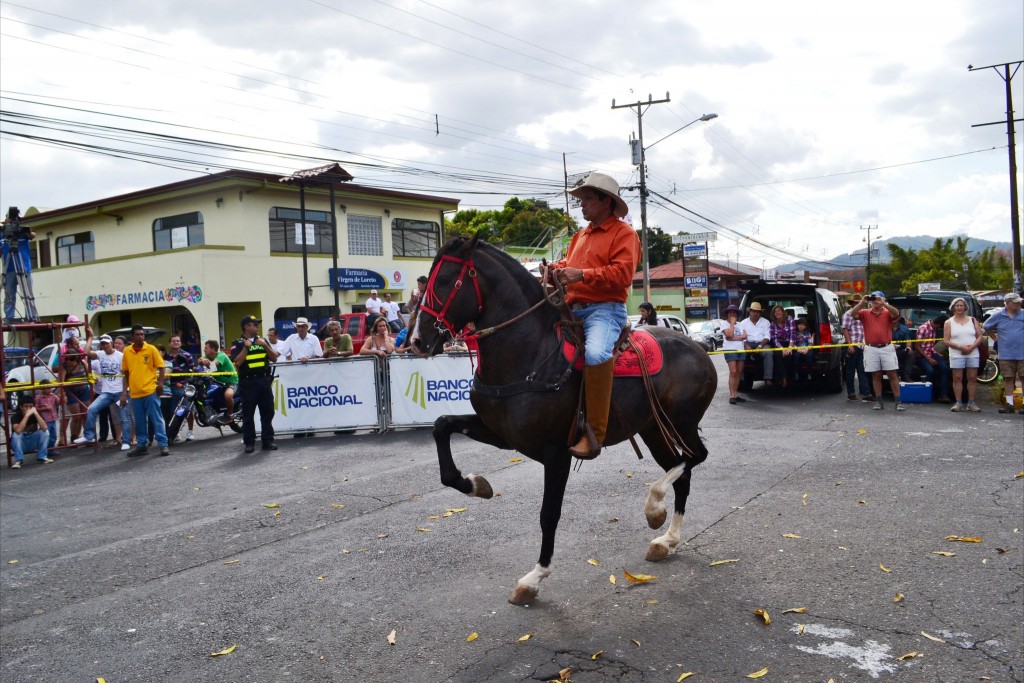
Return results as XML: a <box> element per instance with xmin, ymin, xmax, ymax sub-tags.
<box><xmin>562</xmin><ymin>328</ymin><xmax>664</xmax><ymax>377</ymax></box>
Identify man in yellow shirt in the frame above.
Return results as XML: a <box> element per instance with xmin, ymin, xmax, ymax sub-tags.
<box><xmin>121</xmin><ymin>324</ymin><xmax>170</xmax><ymax>456</ymax></box>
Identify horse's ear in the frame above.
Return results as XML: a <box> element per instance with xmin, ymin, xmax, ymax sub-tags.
<box><xmin>466</xmin><ymin>233</ymin><xmax>481</xmax><ymax>251</ymax></box>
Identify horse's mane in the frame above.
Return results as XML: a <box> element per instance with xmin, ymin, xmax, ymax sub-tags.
<box><xmin>438</xmin><ymin>236</ymin><xmax>547</xmax><ymax>302</ymax></box>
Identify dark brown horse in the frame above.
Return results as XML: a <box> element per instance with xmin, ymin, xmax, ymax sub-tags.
<box><xmin>411</xmin><ymin>236</ymin><xmax>717</xmax><ymax>604</ymax></box>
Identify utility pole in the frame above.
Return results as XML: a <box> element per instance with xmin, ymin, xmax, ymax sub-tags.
<box><xmin>969</xmin><ymin>60</ymin><xmax>1023</xmax><ymax>295</ymax></box>
<box><xmin>612</xmin><ymin>93</ymin><xmax>671</xmax><ymax>302</ymax></box>
<box><xmin>861</xmin><ymin>224</ymin><xmax>879</xmax><ymax>291</ymax></box>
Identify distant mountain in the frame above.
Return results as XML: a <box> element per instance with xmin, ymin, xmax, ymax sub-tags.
<box><xmin>776</xmin><ymin>235</ymin><xmax>1014</xmax><ymax>273</ymax></box>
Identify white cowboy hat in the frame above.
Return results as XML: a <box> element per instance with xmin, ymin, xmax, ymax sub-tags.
<box><xmin>569</xmin><ymin>172</ymin><xmax>629</xmax><ymax>218</ymax></box>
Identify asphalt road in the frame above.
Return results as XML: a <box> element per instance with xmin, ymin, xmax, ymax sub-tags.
<box><xmin>2</xmin><ymin>355</ymin><xmax>1022</xmax><ymax>682</ymax></box>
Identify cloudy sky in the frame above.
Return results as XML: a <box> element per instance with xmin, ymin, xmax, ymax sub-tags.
<box><xmin>1</xmin><ymin>0</ymin><xmax>1021</xmax><ymax>267</ymax></box>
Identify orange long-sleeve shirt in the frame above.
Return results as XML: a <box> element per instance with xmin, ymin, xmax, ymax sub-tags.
<box><xmin>551</xmin><ymin>216</ymin><xmax>640</xmax><ymax>305</ymax></box>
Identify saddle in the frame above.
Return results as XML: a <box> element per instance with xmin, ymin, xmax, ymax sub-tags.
<box><xmin>560</xmin><ymin>325</ymin><xmax>665</xmax><ymax>377</ymax></box>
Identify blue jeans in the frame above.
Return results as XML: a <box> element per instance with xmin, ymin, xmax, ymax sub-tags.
<box><xmin>917</xmin><ymin>354</ymin><xmax>951</xmax><ymax>400</ymax></box>
<box><xmin>844</xmin><ymin>348</ymin><xmax>871</xmax><ymax>396</ymax></box>
<box><xmin>575</xmin><ymin>302</ymin><xmax>628</xmax><ymax>365</ymax></box>
<box><xmin>12</xmin><ymin>430</ymin><xmax>48</xmax><ymax>463</ymax></box>
<box><xmin>131</xmin><ymin>392</ymin><xmax>168</xmax><ymax>448</ymax></box>
<box><xmin>82</xmin><ymin>392</ymin><xmax>127</xmax><ymax>442</ymax></box>
<box><xmin>3</xmin><ymin>269</ymin><xmax>16</xmax><ymax>321</ymax></box>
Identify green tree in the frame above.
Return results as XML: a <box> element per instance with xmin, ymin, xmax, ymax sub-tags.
<box><xmin>445</xmin><ymin>199</ymin><xmax>576</xmax><ymax>246</ymax></box>
<box><xmin>646</xmin><ymin>226</ymin><xmax>675</xmax><ymax>268</ymax></box>
<box><xmin>874</xmin><ymin>237</ymin><xmax>1015</xmax><ymax>293</ymax></box>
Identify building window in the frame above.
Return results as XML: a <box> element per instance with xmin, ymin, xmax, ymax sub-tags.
<box><xmin>56</xmin><ymin>231</ymin><xmax>95</xmax><ymax>265</ymax></box>
<box><xmin>269</xmin><ymin>207</ymin><xmax>334</xmax><ymax>255</ymax></box>
<box><xmin>392</xmin><ymin>218</ymin><xmax>439</xmax><ymax>257</ymax></box>
<box><xmin>347</xmin><ymin>214</ymin><xmax>382</xmax><ymax>256</ymax></box>
<box><xmin>153</xmin><ymin>211</ymin><xmax>204</xmax><ymax>251</ymax></box>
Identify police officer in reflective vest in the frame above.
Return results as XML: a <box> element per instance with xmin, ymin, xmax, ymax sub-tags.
<box><xmin>230</xmin><ymin>315</ymin><xmax>280</xmax><ymax>453</ymax></box>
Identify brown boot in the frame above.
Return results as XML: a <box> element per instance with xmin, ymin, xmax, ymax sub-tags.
<box><xmin>569</xmin><ymin>359</ymin><xmax>615</xmax><ymax>460</ymax></box>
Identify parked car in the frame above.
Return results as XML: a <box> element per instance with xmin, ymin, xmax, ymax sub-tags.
<box><xmin>316</xmin><ymin>313</ymin><xmax>396</xmax><ymax>354</ymax></box>
<box><xmin>736</xmin><ymin>280</ymin><xmax>845</xmax><ymax>392</ymax></box>
<box><xmin>887</xmin><ymin>290</ymin><xmax>989</xmax><ymax>384</ymax></box>
<box><xmin>628</xmin><ymin>313</ymin><xmax>691</xmax><ymax>336</ymax></box>
<box><xmin>688</xmin><ymin>320</ymin><xmax>725</xmax><ymax>351</ymax></box>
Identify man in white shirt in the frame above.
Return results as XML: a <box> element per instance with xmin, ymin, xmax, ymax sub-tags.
<box><xmin>365</xmin><ymin>289</ymin><xmax>383</xmax><ymax>325</ymax></box>
<box><xmin>382</xmin><ymin>293</ymin><xmax>403</xmax><ymax>332</ymax></box>
<box><xmin>738</xmin><ymin>302</ymin><xmax>773</xmax><ymax>381</ymax></box>
<box><xmin>267</xmin><ymin>327</ymin><xmax>289</xmax><ymax>361</ymax></box>
<box><xmin>75</xmin><ymin>334</ymin><xmax>130</xmax><ymax>449</ymax></box>
<box><xmin>283</xmin><ymin>317</ymin><xmax>323</xmax><ymax>364</ymax></box>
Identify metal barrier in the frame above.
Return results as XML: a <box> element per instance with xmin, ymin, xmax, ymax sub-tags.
<box><xmin>254</xmin><ymin>352</ymin><xmax>477</xmax><ymax>435</ymax></box>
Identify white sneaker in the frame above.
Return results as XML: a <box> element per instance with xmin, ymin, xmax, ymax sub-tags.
<box><xmin>185</xmin><ymin>431</ymin><xmax>194</xmax><ymax>441</ymax></box>
<box><xmin>72</xmin><ymin>436</ymin><xmax>92</xmax><ymax>445</ymax></box>
<box><xmin>120</xmin><ymin>443</ymin><xmax>131</xmax><ymax>451</ymax></box>
<box><xmin>11</xmin><ymin>461</ymin><xmax>21</xmax><ymax>469</ymax></box>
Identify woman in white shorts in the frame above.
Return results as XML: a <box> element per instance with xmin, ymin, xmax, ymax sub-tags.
<box><xmin>944</xmin><ymin>297</ymin><xmax>983</xmax><ymax>412</ymax></box>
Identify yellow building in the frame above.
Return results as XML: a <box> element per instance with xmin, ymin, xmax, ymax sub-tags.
<box><xmin>16</xmin><ymin>165</ymin><xmax>458</xmax><ymax>345</ymax></box>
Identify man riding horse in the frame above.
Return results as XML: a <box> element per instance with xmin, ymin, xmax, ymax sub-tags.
<box><xmin>551</xmin><ymin>172</ymin><xmax>640</xmax><ymax>460</ymax></box>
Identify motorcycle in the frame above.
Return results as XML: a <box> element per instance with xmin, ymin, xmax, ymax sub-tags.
<box><xmin>166</xmin><ymin>375</ymin><xmax>243</xmax><ymax>441</ymax></box>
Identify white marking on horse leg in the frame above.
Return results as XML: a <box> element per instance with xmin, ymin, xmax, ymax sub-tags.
<box><xmin>467</xmin><ymin>473</ymin><xmax>494</xmax><ymax>499</ymax></box>
<box><xmin>508</xmin><ymin>563</ymin><xmax>552</xmax><ymax>605</ymax></box>
<box><xmin>646</xmin><ymin>511</ymin><xmax>684</xmax><ymax>562</ymax></box>
<box><xmin>644</xmin><ymin>464</ymin><xmax>685</xmax><ymax>530</ymax></box>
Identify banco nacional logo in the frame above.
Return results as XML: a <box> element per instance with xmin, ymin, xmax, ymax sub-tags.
<box><xmin>272</xmin><ymin>378</ymin><xmax>288</xmax><ymax>417</ymax></box>
<box><xmin>405</xmin><ymin>371</ymin><xmax>426</xmax><ymax>410</ymax></box>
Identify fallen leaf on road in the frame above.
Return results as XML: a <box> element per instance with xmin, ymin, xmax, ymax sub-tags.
<box><xmin>896</xmin><ymin>651</ymin><xmax>919</xmax><ymax>660</ymax></box>
<box><xmin>377</xmin><ymin>533</ymin><xmax>389</xmax><ymax>538</ymax></box>
<box><xmin>624</xmin><ymin>570</ymin><xmax>656</xmax><ymax>583</ymax></box>
<box><xmin>588</xmin><ymin>559</ymin><xmax>601</xmax><ymax>567</ymax></box>
<box><xmin>427</xmin><ymin>515</ymin><xmax>440</xmax><ymax>520</ymax></box>
<box><xmin>558</xmin><ymin>668</ymin><xmax>573</xmax><ymax>681</ymax></box>
<box><xmin>387</xmin><ymin>629</ymin><xmax>396</xmax><ymax>645</ymax></box>
<box><xmin>416</xmin><ymin>528</ymin><xmax>432</xmax><ymax>533</ymax></box>
<box><xmin>447</xmin><ymin>507</ymin><xmax>467</xmax><ymax>513</ymax></box>
<box><xmin>932</xmin><ymin>551</ymin><xmax>955</xmax><ymax>557</ymax></box>
<box><xmin>591</xmin><ymin>650</ymin><xmax>604</xmax><ymax>660</ymax></box>
<box><xmin>782</xmin><ymin>533</ymin><xmax>801</xmax><ymax>539</ymax></box>
<box><xmin>746</xmin><ymin>667</ymin><xmax>768</xmax><ymax>678</ymax></box>
<box><xmin>626</xmin><ymin>472</ymin><xmax>633</xmax><ymax>478</ymax></box>
<box><xmin>6</xmin><ymin>560</ymin><xmax>18</xmax><ymax>565</ymax></box>
<box><xmin>261</xmin><ymin>503</ymin><xmax>280</xmax><ymax>509</ymax></box>
<box><xmin>466</xmin><ymin>632</ymin><xmax>478</xmax><ymax>642</ymax></box>
<box><xmin>754</xmin><ymin>609</ymin><xmax>770</xmax><ymax>625</ymax></box>
<box><xmin>609</xmin><ymin>575</ymin><xmax>616</xmax><ymax>585</ymax></box>
<box><xmin>341</xmin><ymin>549</ymin><xmax>350</xmax><ymax>554</ymax></box>
<box><xmin>796</xmin><ymin>624</ymin><xmax>805</xmax><ymax>635</ymax></box>
<box><xmin>781</xmin><ymin>607</ymin><xmax>807</xmax><ymax>614</ymax></box>
<box><xmin>317</xmin><ymin>575</ymin><xmax>326</xmax><ymax>581</ymax></box>
<box><xmin>921</xmin><ymin>631</ymin><xmax>946</xmax><ymax>643</ymax></box>
<box><xmin>223</xmin><ymin>560</ymin><xmax>239</xmax><ymax>565</ymax></box>
<box><xmin>509</xmin><ymin>457</ymin><xmax>523</xmax><ymax>463</ymax></box>
<box><xmin>801</xmin><ymin>493</ymin><xmax>808</xmax><ymax>506</ymax></box>
<box><xmin>631</xmin><ymin>639</ymin><xmax>640</xmax><ymax>647</ymax></box>
<box><xmin>330</xmin><ymin>503</ymin><xmax>345</xmax><ymax>509</ymax></box>
<box><xmin>946</xmin><ymin>535</ymin><xmax>982</xmax><ymax>543</ymax></box>
<box><xmin>1015</xmin><ymin>471</ymin><xmax>1023</xmax><ymax>479</ymax></box>
<box><xmin>879</xmin><ymin>563</ymin><xmax>892</xmax><ymax>573</ymax></box>
<box><xmin>893</xmin><ymin>593</ymin><xmax>904</xmax><ymax>603</ymax></box>
<box><xmin>857</xmin><ymin>429</ymin><xmax>867</xmax><ymax>435</ymax></box>
<box><xmin>677</xmin><ymin>673</ymin><xmax>694</xmax><ymax>681</ymax></box>
<box><xmin>210</xmin><ymin>644</ymin><xmax>236</xmax><ymax>657</ymax></box>
<box><xmin>709</xmin><ymin>559</ymin><xmax>740</xmax><ymax>567</ymax></box>
<box><xmin>646</xmin><ymin>599</ymin><xmax>658</xmax><ymax>604</ymax></box>
<box><xmin>858</xmin><ymin>499</ymin><xmax>867</xmax><ymax>504</ymax></box>
<box><xmin>273</xmin><ymin>511</ymin><xmax>281</xmax><ymax>517</ymax></box>
<box><xmin>517</xmin><ymin>633</ymin><xmax>533</xmax><ymax>642</ymax></box>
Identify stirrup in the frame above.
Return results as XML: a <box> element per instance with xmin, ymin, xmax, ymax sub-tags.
<box><xmin>569</xmin><ymin>423</ymin><xmax>601</xmax><ymax>460</ymax></box>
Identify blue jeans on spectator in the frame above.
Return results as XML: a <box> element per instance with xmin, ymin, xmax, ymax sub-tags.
<box><xmin>12</xmin><ymin>430</ymin><xmax>48</xmax><ymax>463</ymax></box>
<box><xmin>917</xmin><ymin>354</ymin><xmax>951</xmax><ymax>400</ymax></box>
<box><xmin>82</xmin><ymin>392</ymin><xmax>123</xmax><ymax>442</ymax></box>
<box><xmin>46</xmin><ymin>421</ymin><xmax>58</xmax><ymax>449</ymax></box>
<box><xmin>131</xmin><ymin>392</ymin><xmax>168</xmax><ymax>448</ymax></box>
<box><xmin>844</xmin><ymin>348</ymin><xmax>871</xmax><ymax>397</ymax></box>
<box><xmin>574</xmin><ymin>302</ymin><xmax>628</xmax><ymax>365</ymax></box>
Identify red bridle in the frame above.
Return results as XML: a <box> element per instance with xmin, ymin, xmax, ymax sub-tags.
<box><xmin>419</xmin><ymin>254</ymin><xmax>483</xmax><ymax>337</ymax></box>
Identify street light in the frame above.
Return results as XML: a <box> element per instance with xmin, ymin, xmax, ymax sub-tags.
<box><xmin>634</xmin><ymin>113</ymin><xmax>718</xmax><ymax>302</ymax></box>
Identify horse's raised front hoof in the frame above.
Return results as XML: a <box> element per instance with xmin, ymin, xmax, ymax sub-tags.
<box><xmin>645</xmin><ymin>542</ymin><xmax>670</xmax><ymax>562</ymax></box>
<box><xmin>645</xmin><ymin>506</ymin><xmax>667</xmax><ymax>530</ymax></box>
<box><xmin>508</xmin><ymin>584</ymin><xmax>538</xmax><ymax>606</ymax></box>
<box><xmin>468</xmin><ymin>474</ymin><xmax>493</xmax><ymax>499</ymax></box>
